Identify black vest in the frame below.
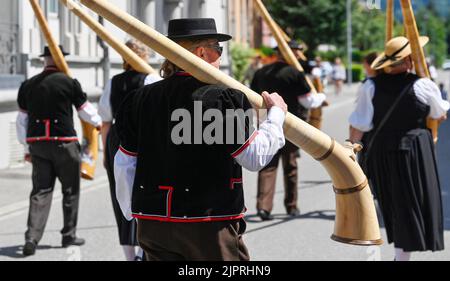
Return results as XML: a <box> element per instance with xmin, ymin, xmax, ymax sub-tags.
<box><xmin>17</xmin><ymin>69</ymin><xmax>87</xmax><ymax>143</ymax></box>
<box><xmin>372</xmin><ymin>72</ymin><xmax>429</xmax><ymax>135</ymax></box>
<box><xmin>110</xmin><ymin>70</ymin><xmax>147</xmax><ymax>120</ymax></box>
<box><xmin>116</xmin><ymin>74</ymin><xmax>254</xmax><ymax>222</ymax></box>
<box><xmin>251</xmin><ymin>61</ymin><xmax>310</xmax><ymax>121</ymax></box>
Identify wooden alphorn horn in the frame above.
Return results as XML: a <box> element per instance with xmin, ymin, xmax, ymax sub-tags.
<box><xmin>400</xmin><ymin>0</ymin><xmax>439</xmax><ymax>143</ymax></box>
<box><xmin>29</xmin><ymin>0</ymin><xmax>99</xmax><ymax>180</ymax></box>
<box><xmin>253</xmin><ymin>0</ymin><xmax>324</xmax><ymax>130</ymax></box>
<box><xmin>386</xmin><ymin>0</ymin><xmax>394</xmax><ymax>43</ymax></box>
<box><xmin>80</xmin><ymin>0</ymin><xmax>382</xmax><ymax>245</ymax></box>
<box><xmin>59</xmin><ymin>0</ymin><xmax>156</xmax><ymax>75</ymax></box>
<box><xmin>29</xmin><ymin>0</ymin><xmax>71</xmax><ymax>76</ymax></box>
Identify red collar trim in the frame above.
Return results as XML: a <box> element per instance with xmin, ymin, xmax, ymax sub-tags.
<box><xmin>43</xmin><ymin>66</ymin><xmax>60</xmax><ymax>72</ymax></box>
<box><xmin>175</xmin><ymin>71</ymin><xmax>192</xmax><ymax>77</ymax></box>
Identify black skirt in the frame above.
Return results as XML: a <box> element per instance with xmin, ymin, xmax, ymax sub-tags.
<box><xmin>368</xmin><ymin>128</ymin><xmax>444</xmax><ymax>252</ymax></box>
<box><xmin>105</xmin><ymin>125</ymin><xmax>138</xmax><ymax>246</ymax></box>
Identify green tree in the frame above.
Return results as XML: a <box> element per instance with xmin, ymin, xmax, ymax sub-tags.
<box><xmin>415</xmin><ymin>8</ymin><xmax>447</xmax><ymax>67</ymax></box>
<box><xmin>351</xmin><ymin>4</ymin><xmax>386</xmax><ymax>52</ymax></box>
<box><xmin>230</xmin><ymin>42</ymin><xmax>256</xmax><ymax>82</ymax></box>
<box><xmin>265</xmin><ymin>0</ymin><xmax>348</xmax><ymax>55</ymax></box>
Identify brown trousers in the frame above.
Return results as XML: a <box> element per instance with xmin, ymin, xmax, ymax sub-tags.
<box><xmin>257</xmin><ymin>141</ymin><xmax>299</xmax><ymax>213</ymax></box>
<box><xmin>137</xmin><ymin>218</ymin><xmax>250</xmax><ymax>261</ymax></box>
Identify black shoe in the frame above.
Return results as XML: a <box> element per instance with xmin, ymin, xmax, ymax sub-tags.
<box><xmin>23</xmin><ymin>240</ymin><xmax>37</xmax><ymax>256</ymax></box>
<box><xmin>257</xmin><ymin>209</ymin><xmax>274</xmax><ymax>221</ymax></box>
<box><xmin>287</xmin><ymin>208</ymin><xmax>300</xmax><ymax>217</ymax></box>
<box><xmin>62</xmin><ymin>237</ymin><xmax>85</xmax><ymax>248</ymax></box>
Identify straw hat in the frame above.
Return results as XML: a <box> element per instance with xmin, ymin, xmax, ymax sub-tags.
<box><xmin>371</xmin><ymin>36</ymin><xmax>429</xmax><ymax>70</ymax></box>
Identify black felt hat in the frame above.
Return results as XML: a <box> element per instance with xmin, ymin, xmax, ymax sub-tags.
<box><xmin>273</xmin><ymin>40</ymin><xmax>304</xmax><ymax>51</ymax></box>
<box><xmin>167</xmin><ymin>18</ymin><xmax>232</xmax><ymax>42</ymax></box>
<box><xmin>39</xmin><ymin>45</ymin><xmax>70</xmax><ymax>57</ymax></box>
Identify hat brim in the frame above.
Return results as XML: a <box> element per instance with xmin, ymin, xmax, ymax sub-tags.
<box><xmin>168</xmin><ymin>33</ymin><xmax>232</xmax><ymax>42</ymax></box>
<box><xmin>39</xmin><ymin>52</ymin><xmax>70</xmax><ymax>57</ymax></box>
<box><xmin>371</xmin><ymin>36</ymin><xmax>429</xmax><ymax>70</ymax></box>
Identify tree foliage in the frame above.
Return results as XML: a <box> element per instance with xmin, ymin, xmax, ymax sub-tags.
<box><xmin>264</xmin><ymin>0</ymin><xmax>448</xmax><ymax>66</ymax></box>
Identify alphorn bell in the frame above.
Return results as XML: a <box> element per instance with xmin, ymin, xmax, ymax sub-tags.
<box><xmin>29</xmin><ymin>0</ymin><xmax>98</xmax><ymax>180</ymax></box>
<box><xmin>400</xmin><ymin>0</ymin><xmax>439</xmax><ymax>143</ymax></box>
<box><xmin>253</xmin><ymin>0</ymin><xmax>325</xmax><ymax>130</ymax></box>
<box><xmin>386</xmin><ymin>0</ymin><xmax>394</xmax><ymax>43</ymax></box>
<box><xmin>59</xmin><ymin>0</ymin><xmax>156</xmax><ymax>75</ymax></box>
<box><xmin>80</xmin><ymin>0</ymin><xmax>382</xmax><ymax>245</ymax></box>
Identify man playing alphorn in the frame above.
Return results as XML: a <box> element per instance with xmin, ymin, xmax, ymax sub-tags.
<box><xmin>114</xmin><ymin>18</ymin><xmax>287</xmax><ymax>261</ymax></box>
<box><xmin>16</xmin><ymin>45</ymin><xmax>102</xmax><ymax>256</ymax></box>
<box><xmin>98</xmin><ymin>39</ymin><xmax>161</xmax><ymax>261</ymax></box>
<box><xmin>251</xmin><ymin>40</ymin><xmax>327</xmax><ymax>220</ymax></box>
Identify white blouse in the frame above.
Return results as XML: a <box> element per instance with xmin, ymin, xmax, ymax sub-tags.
<box><xmin>98</xmin><ymin>73</ymin><xmax>162</xmax><ymax>122</ymax></box>
<box><xmin>349</xmin><ymin>78</ymin><xmax>450</xmax><ymax>132</ymax></box>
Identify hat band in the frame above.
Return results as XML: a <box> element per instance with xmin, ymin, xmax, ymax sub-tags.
<box><xmin>374</xmin><ymin>41</ymin><xmax>410</xmax><ymax>68</ymax></box>
<box><xmin>169</xmin><ymin>29</ymin><xmax>219</xmax><ymax>37</ymax></box>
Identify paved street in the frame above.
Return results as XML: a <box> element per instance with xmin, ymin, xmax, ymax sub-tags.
<box><xmin>1</xmin><ymin>79</ymin><xmax>449</xmax><ymax>261</ymax></box>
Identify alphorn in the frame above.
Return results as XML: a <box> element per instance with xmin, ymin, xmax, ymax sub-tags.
<box><xmin>79</xmin><ymin>0</ymin><xmax>382</xmax><ymax>245</ymax></box>
<box><xmin>59</xmin><ymin>0</ymin><xmax>156</xmax><ymax>75</ymax></box>
<box><xmin>29</xmin><ymin>0</ymin><xmax>71</xmax><ymax>76</ymax></box>
<box><xmin>275</xmin><ymin>22</ymin><xmax>291</xmax><ymax>42</ymax></box>
<box><xmin>29</xmin><ymin>0</ymin><xmax>99</xmax><ymax>180</ymax></box>
<box><xmin>274</xmin><ymin>21</ymin><xmax>308</xmax><ymax>63</ymax></box>
<box><xmin>400</xmin><ymin>0</ymin><xmax>439</xmax><ymax>143</ymax></box>
<box><xmin>386</xmin><ymin>0</ymin><xmax>394</xmax><ymax>42</ymax></box>
<box><xmin>253</xmin><ymin>0</ymin><xmax>324</xmax><ymax>130</ymax></box>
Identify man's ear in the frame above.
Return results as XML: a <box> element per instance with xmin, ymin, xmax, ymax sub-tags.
<box><xmin>192</xmin><ymin>46</ymin><xmax>202</xmax><ymax>58</ymax></box>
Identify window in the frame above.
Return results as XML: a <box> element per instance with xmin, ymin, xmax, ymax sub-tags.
<box><xmin>48</xmin><ymin>0</ymin><xmax>58</xmax><ymax>15</ymax></box>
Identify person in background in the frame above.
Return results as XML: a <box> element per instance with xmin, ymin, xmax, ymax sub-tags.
<box><xmin>332</xmin><ymin>57</ymin><xmax>347</xmax><ymax>96</ymax></box>
<box><xmin>98</xmin><ymin>39</ymin><xmax>162</xmax><ymax>261</ymax></box>
<box><xmin>349</xmin><ymin>37</ymin><xmax>448</xmax><ymax>261</ymax></box>
<box><xmin>311</xmin><ymin>56</ymin><xmax>327</xmax><ymax>90</ymax></box>
<box><xmin>427</xmin><ymin>58</ymin><xmax>438</xmax><ymax>82</ymax></box>
<box><xmin>439</xmin><ymin>83</ymin><xmax>448</xmax><ymax>101</ymax></box>
<box><xmin>251</xmin><ymin>40</ymin><xmax>327</xmax><ymax>221</ymax></box>
<box><xmin>16</xmin><ymin>45</ymin><xmax>102</xmax><ymax>256</ymax></box>
<box><xmin>242</xmin><ymin>55</ymin><xmax>262</xmax><ymax>86</ymax></box>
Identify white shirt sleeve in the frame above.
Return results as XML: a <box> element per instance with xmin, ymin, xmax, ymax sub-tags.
<box><xmin>348</xmin><ymin>79</ymin><xmax>375</xmax><ymax>132</ymax></box>
<box><xmin>114</xmin><ymin>148</ymin><xmax>137</xmax><ymax>221</ymax></box>
<box><xmin>98</xmin><ymin>79</ymin><xmax>113</xmax><ymax>122</ymax></box>
<box><xmin>77</xmin><ymin>102</ymin><xmax>102</xmax><ymax>127</ymax></box>
<box><xmin>16</xmin><ymin>111</ymin><xmax>29</xmax><ymax>154</ymax></box>
<box><xmin>144</xmin><ymin>73</ymin><xmax>163</xmax><ymax>85</ymax></box>
<box><xmin>298</xmin><ymin>93</ymin><xmax>327</xmax><ymax>109</ymax></box>
<box><xmin>312</xmin><ymin>67</ymin><xmax>321</xmax><ymax>79</ymax></box>
<box><xmin>413</xmin><ymin>78</ymin><xmax>450</xmax><ymax>119</ymax></box>
<box><xmin>233</xmin><ymin>106</ymin><xmax>286</xmax><ymax>172</ymax></box>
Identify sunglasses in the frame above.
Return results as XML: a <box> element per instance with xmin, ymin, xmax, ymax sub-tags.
<box><xmin>204</xmin><ymin>44</ymin><xmax>223</xmax><ymax>56</ymax></box>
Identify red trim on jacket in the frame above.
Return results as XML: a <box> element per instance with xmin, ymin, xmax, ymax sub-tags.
<box><xmin>158</xmin><ymin>186</ymin><xmax>174</xmax><ymax>218</ymax></box>
<box><xmin>132</xmin><ymin>213</ymin><xmax>245</xmax><ymax>223</ymax></box>
<box><xmin>175</xmin><ymin>72</ymin><xmax>192</xmax><ymax>77</ymax></box>
<box><xmin>230</xmin><ymin>178</ymin><xmax>243</xmax><ymax>190</ymax></box>
<box><xmin>26</xmin><ymin>137</ymin><xmax>78</xmax><ymax>143</ymax></box>
<box><xmin>44</xmin><ymin>119</ymin><xmax>50</xmax><ymax>138</ymax></box>
<box><xmin>231</xmin><ymin>130</ymin><xmax>259</xmax><ymax>158</ymax></box>
<box><xmin>119</xmin><ymin>145</ymin><xmax>138</xmax><ymax>157</ymax></box>
<box><xmin>26</xmin><ymin>119</ymin><xmax>78</xmax><ymax>143</ymax></box>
